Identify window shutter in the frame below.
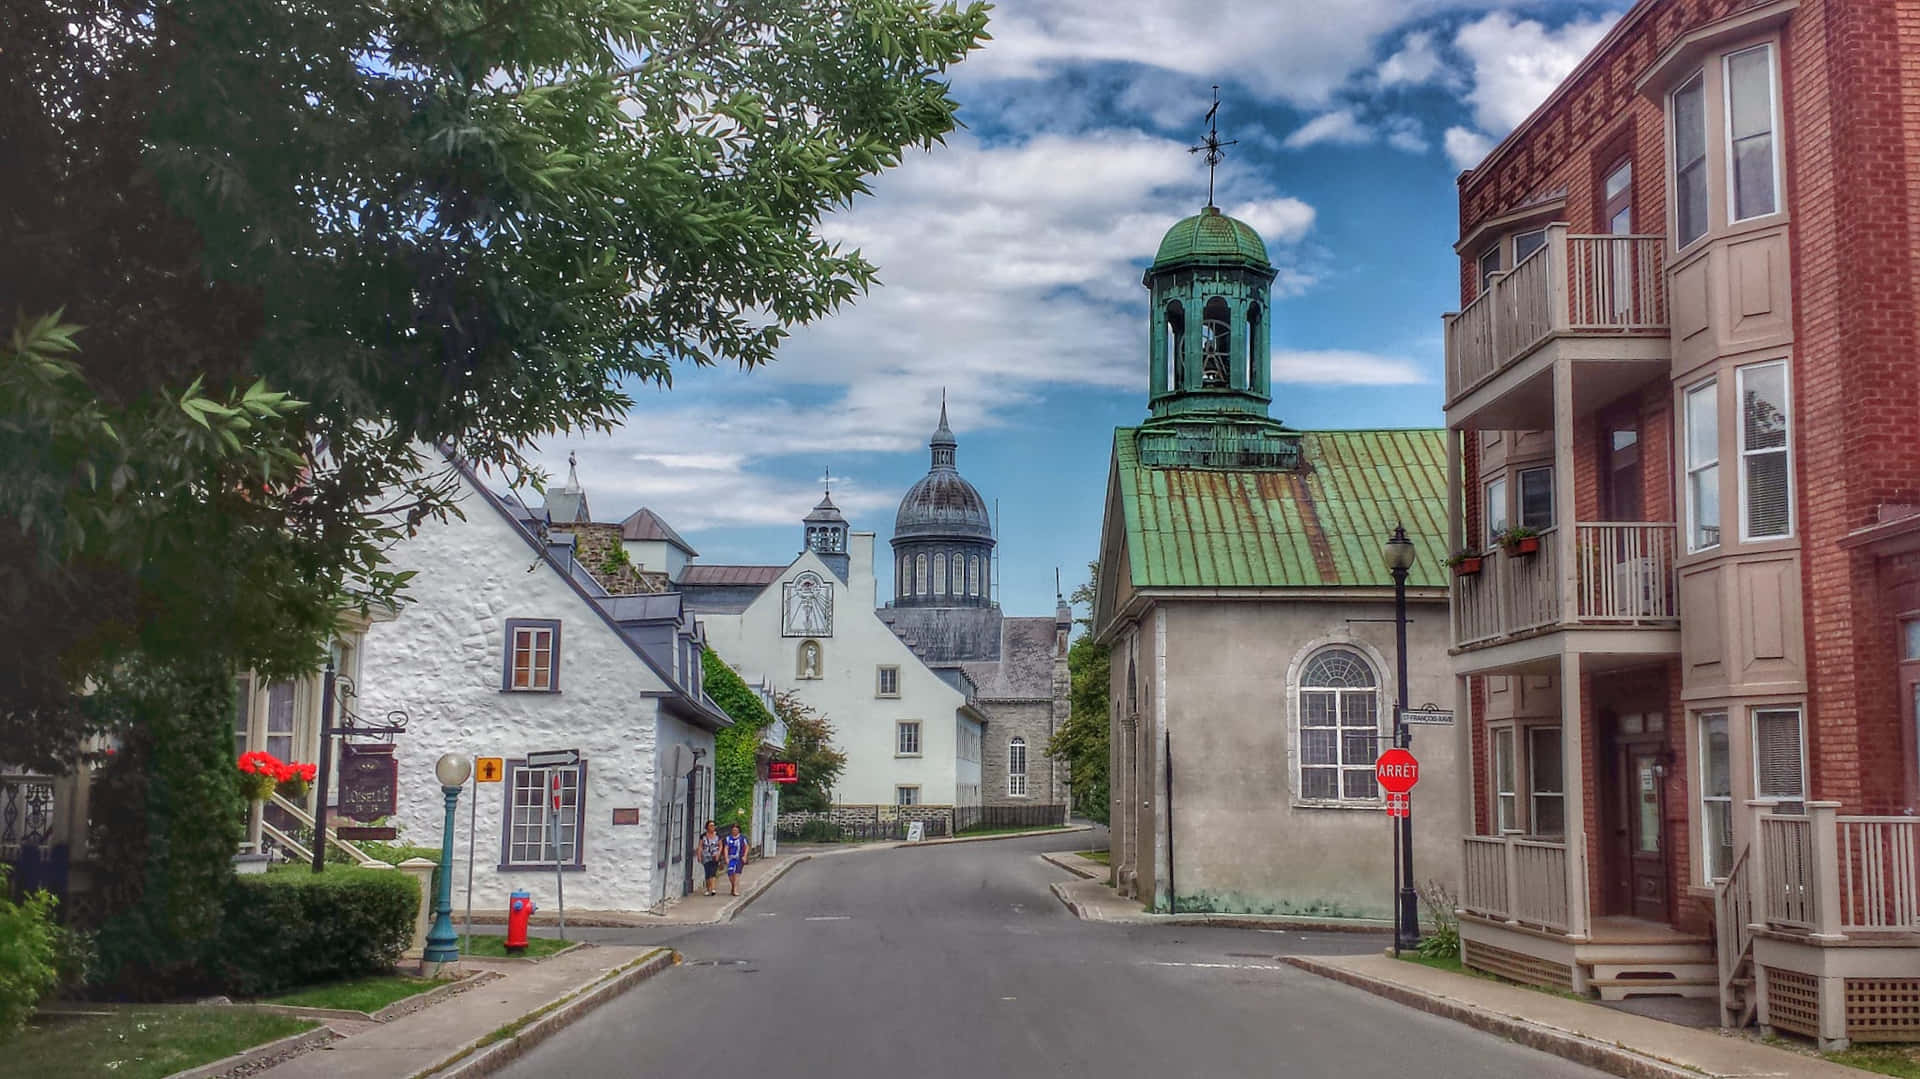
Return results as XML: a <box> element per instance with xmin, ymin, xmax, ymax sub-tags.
<box><xmin>1753</xmin><ymin>709</ymin><xmax>1804</xmax><ymax>800</ymax></box>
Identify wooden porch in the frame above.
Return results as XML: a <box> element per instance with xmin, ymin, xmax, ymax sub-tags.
<box><xmin>1459</xmin><ymin>834</ymin><xmax>1715</xmax><ymax>999</ymax></box>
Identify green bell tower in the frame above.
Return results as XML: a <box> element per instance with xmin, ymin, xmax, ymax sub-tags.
<box><xmin>1135</xmin><ymin>91</ymin><xmax>1300</xmax><ymax>471</ymax></box>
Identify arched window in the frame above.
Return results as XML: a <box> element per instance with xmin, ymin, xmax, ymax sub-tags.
<box><xmin>1164</xmin><ymin>301</ymin><xmax>1186</xmax><ymax>391</ymax></box>
<box><xmin>933</xmin><ymin>554</ymin><xmax>948</xmax><ymax>595</ymax></box>
<box><xmin>899</xmin><ymin>555</ymin><xmax>909</xmax><ymax>598</ymax></box>
<box><xmin>1245</xmin><ymin>301</ymin><xmax>1262</xmax><ymax>389</ymax></box>
<box><xmin>915</xmin><ymin>554</ymin><xmax>929</xmax><ymax>596</ymax></box>
<box><xmin>1296</xmin><ymin>647</ymin><xmax>1381</xmax><ymax>802</ymax></box>
<box><xmin>1201</xmin><ymin>297</ymin><xmax>1232</xmax><ymax>387</ymax></box>
<box><xmin>1008</xmin><ymin>737</ymin><xmax>1028</xmax><ymax>796</ymax></box>
<box><xmin>969</xmin><ymin>555</ymin><xmax>981</xmax><ymax>596</ymax></box>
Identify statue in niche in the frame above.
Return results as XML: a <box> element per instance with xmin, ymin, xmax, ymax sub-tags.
<box><xmin>798</xmin><ymin>640</ymin><xmax>821</xmax><ymax>679</ymax></box>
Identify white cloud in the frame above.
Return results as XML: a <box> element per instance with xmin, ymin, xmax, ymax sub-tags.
<box><xmin>1384</xmin><ymin>115</ymin><xmax>1430</xmax><ymax>154</ymax></box>
<box><xmin>1272</xmin><ymin>350</ymin><xmax>1427</xmax><ymax>387</ymax></box>
<box><xmin>1283</xmin><ymin>108</ymin><xmax>1375</xmax><ymax>150</ymax></box>
<box><xmin>1443</xmin><ymin>125</ymin><xmax>1496</xmax><ymax>170</ymax></box>
<box><xmin>1444</xmin><ymin>10</ymin><xmax>1619</xmax><ymax>167</ymax></box>
<box><xmin>1376</xmin><ymin>30</ymin><xmax>1447</xmax><ymax>88</ymax></box>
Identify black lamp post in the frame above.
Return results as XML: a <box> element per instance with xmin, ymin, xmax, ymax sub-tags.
<box><xmin>1382</xmin><ymin>524</ymin><xmax>1420</xmax><ymax>953</ymax></box>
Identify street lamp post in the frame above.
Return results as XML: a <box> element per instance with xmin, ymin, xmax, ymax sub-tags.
<box><xmin>424</xmin><ymin>753</ymin><xmax>472</xmax><ymax>965</ymax></box>
<box><xmin>1382</xmin><ymin>525</ymin><xmax>1420</xmax><ymax>954</ymax></box>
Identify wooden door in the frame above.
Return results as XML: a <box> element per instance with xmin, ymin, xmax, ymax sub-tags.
<box><xmin>1628</xmin><ymin>749</ymin><xmax>1669</xmax><ymax>921</ymax></box>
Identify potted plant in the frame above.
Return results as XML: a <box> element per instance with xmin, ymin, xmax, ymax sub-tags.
<box><xmin>1444</xmin><ymin>549</ymin><xmax>1484</xmax><ymax>577</ymax></box>
<box><xmin>235</xmin><ymin>751</ymin><xmax>286</xmax><ymax>873</ymax></box>
<box><xmin>276</xmin><ymin>760</ymin><xmax>318</xmax><ymax>802</ymax></box>
<box><xmin>1496</xmin><ymin>526</ymin><xmax>1542</xmax><ymax>556</ymax></box>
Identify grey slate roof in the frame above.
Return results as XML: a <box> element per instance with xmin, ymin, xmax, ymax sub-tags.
<box><xmin>957</xmin><ymin>617</ymin><xmax>1058</xmax><ymax>701</ymax></box>
<box><xmin>680</xmin><ymin>565</ymin><xmax>786</xmax><ymax>587</ymax></box>
<box><xmin>619</xmin><ymin>507</ymin><xmax>699</xmax><ymax>555</ymax></box>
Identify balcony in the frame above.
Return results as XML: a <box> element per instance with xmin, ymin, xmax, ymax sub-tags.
<box><xmin>1452</xmin><ymin>523</ymin><xmax>1680</xmax><ymax>661</ymax></box>
<box><xmin>1444</xmin><ymin>227</ymin><xmax>1669</xmax><ymax>427</ymax></box>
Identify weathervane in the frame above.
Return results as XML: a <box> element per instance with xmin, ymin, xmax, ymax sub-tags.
<box><xmin>1188</xmin><ymin>85</ymin><xmax>1237</xmax><ymax>207</ymax></box>
<box><xmin>823</xmin><ymin>465</ymin><xmax>832</xmax><ymax>499</ymax></box>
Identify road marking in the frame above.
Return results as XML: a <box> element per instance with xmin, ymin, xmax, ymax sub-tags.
<box><xmin>804</xmin><ymin>915</ymin><xmax>851</xmax><ymax>921</ymax></box>
<box><xmin>1148</xmin><ymin>961</ymin><xmax>1286</xmax><ymax>971</ymax></box>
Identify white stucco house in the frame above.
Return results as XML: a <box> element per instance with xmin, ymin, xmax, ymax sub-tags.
<box><xmin>359</xmin><ymin>456</ymin><xmax>732</xmax><ymax>913</ymax></box>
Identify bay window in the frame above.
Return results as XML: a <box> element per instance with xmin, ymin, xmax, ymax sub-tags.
<box><xmin>1672</xmin><ymin>72</ymin><xmax>1709</xmax><ymax>247</ymax></box>
<box><xmin>1685</xmin><ymin>380</ymin><xmax>1720</xmax><ymax>551</ymax></box>
<box><xmin>1528</xmin><ymin>727</ymin><xmax>1565</xmax><ymax>836</ymax></box>
<box><xmin>1492</xmin><ymin>728</ymin><xmax>1517</xmax><ymax>832</ymax></box>
<box><xmin>1699</xmin><ymin>712</ymin><xmax>1733</xmax><ymax>881</ymax></box>
<box><xmin>1725</xmin><ymin>45</ymin><xmax>1781</xmax><ymax>222</ymax></box>
<box><xmin>1737</xmin><ymin>361</ymin><xmax>1792</xmax><ymax>540</ymax></box>
<box><xmin>1484</xmin><ymin>477</ymin><xmax>1509</xmax><ymax>547</ymax></box>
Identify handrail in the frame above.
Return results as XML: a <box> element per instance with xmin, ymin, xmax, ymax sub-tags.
<box><xmin>268</xmin><ymin>792</ymin><xmax>387</xmax><ymax>867</ymax></box>
<box><xmin>1715</xmin><ymin>845</ymin><xmax>1755</xmax><ymax>1026</ymax></box>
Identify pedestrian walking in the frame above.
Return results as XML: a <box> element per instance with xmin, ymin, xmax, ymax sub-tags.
<box><xmin>697</xmin><ymin>820</ymin><xmax>722</xmax><ymax>896</ymax></box>
<box><xmin>724</xmin><ymin>823</ymin><xmax>749</xmax><ymax>897</ymax></box>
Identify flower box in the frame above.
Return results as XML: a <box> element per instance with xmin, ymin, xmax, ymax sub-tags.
<box><xmin>1504</xmin><ymin>536</ymin><xmax>1541</xmax><ymax>556</ymax></box>
<box><xmin>1451</xmin><ymin>556</ymin><xmax>1484</xmax><ymax>577</ymax></box>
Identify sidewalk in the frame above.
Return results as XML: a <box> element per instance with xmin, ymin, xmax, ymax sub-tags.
<box><xmin>1286</xmin><ymin>953</ymin><xmax>1859</xmax><ymax>1079</ymax></box>
<box><xmin>1044</xmin><ymin>856</ymin><xmax>1394</xmax><ymax>932</ymax></box>
<box><xmin>253</xmin><ymin>945</ymin><xmax>672</xmax><ymax>1079</ymax></box>
<box><xmin>463</xmin><ymin>852</ymin><xmax>809</xmax><ymax>928</ymax></box>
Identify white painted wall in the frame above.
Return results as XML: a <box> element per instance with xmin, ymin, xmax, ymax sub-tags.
<box><xmin>698</xmin><ymin>537</ymin><xmax>967</xmax><ymax>805</ymax></box>
<box><xmin>359</xmin><ymin>470</ymin><xmax>693</xmax><ymax>912</ymax></box>
<box><xmin>623</xmin><ymin>538</ymin><xmax>689</xmax><ymax>582</ymax></box>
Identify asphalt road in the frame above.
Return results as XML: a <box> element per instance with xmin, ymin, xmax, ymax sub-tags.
<box><xmin>500</xmin><ymin>833</ymin><xmax>1609</xmax><ymax>1078</ymax></box>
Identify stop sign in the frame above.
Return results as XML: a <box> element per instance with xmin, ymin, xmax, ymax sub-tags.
<box><xmin>1376</xmin><ymin>748</ymin><xmax>1420</xmax><ymax>794</ymax></box>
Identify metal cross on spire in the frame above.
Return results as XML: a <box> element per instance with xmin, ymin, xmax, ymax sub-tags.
<box><xmin>1188</xmin><ymin>85</ymin><xmax>1237</xmax><ymax>207</ymax></box>
<box><xmin>823</xmin><ymin>465</ymin><xmax>831</xmax><ymax>498</ymax></box>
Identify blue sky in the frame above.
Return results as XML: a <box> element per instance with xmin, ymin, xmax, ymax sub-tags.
<box><xmin>534</xmin><ymin>2</ymin><xmax>1623</xmax><ymax>617</ymax></box>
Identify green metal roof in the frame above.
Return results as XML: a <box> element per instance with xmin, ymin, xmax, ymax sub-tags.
<box><xmin>1113</xmin><ymin>427</ymin><xmax>1448</xmax><ymax>590</ymax></box>
<box><xmin>1151</xmin><ymin>206</ymin><xmax>1271</xmax><ymax>270</ymax></box>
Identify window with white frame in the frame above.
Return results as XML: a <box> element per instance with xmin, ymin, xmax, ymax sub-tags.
<box><xmin>264</xmin><ymin>681</ymin><xmax>295</xmax><ymax>761</ymax></box>
<box><xmin>1008</xmin><ymin>737</ymin><xmax>1028</xmax><ymax>796</ymax></box>
<box><xmin>1699</xmin><ymin>712</ymin><xmax>1733</xmax><ymax>881</ymax></box>
<box><xmin>916</xmin><ymin>555</ymin><xmax>929</xmax><ymax>596</ymax></box>
<box><xmin>933</xmin><ymin>553</ymin><xmax>948</xmax><ymax>595</ymax></box>
<box><xmin>1685</xmin><ymin>380</ymin><xmax>1721</xmax><ymax>550</ymax></box>
<box><xmin>896</xmin><ymin>721</ymin><xmax>921</xmax><ymax>757</ymax></box>
<box><xmin>1725</xmin><ymin>45</ymin><xmax>1780</xmax><ymax>222</ymax></box>
<box><xmin>896</xmin><ymin>786</ymin><xmax>920</xmax><ymax>806</ymax></box>
<box><xmin>503</xmin><ymin>760</ymin><xmax>586</xmax><ymax>868</ymax></box>
<box><xmin>1528</xmin><ymin>727</ymin><xmax>1565</xmax><ymax>836</ymax></box>
<box><xmin>1906</xmin><ymin>618</ymin><xmax>1920</xmax><ymax>662</ymax></box>
<box><xmin>1672</xmin><ymin>71</ymin><xmax>1709</xmax><ymax>247</ymax></box>
<box><xmin>1752</xmin><ymin>707</ymin><xmax>1806</xmax><ymax>806</ymax></box>
<box><xmin>1297</xmin><ymin>648</ymin><xmax>1381</xmax><ymax>802</ymax></box>
<box><xmin>505</xmin><ymin>619</ymin><xmax>561</xmax><ymax>691</ymax></box>
<box><xmin>1484</xmin><ymin>476</ymin><xmax>1509</xmax><ymax>547</ymax></box>
<box><xmin>1493</xmin><ymin>727</ymin><xmax>1517</xmax><ymax>832</ymax></box>
<box><xmin>877</xmin><ymin>665</ymin><xmax>900</xmax><ymax>698</ymax></box>
<box><xmin>1738</xmin><ymin>361</ymin><xmax>1792</xmax><ymax>540</ymax></box>
<box><xmin>1513</xmin><ymin>228</ymin><xmax>1548</xmax><ymax>265</ymax></box>
<box><xmin>1518</xmin><ymin>467</ymin><xmax>1553</xmax><ymax>530</ymax></box>
<box><xmin>969</xmin><ymin>555</ymin><xmax>981</xmax><ymax>597</ymax></box>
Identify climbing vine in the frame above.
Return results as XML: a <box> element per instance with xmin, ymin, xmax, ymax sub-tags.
<box><xmin>702</xmin><ymin>648</ymin><xmax>774</xmax><ymax>829</ymax></box>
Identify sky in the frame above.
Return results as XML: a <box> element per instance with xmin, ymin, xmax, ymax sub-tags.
<box><xmin>533</xmin><ymin>1</ymin><xmax>1624</xmax><ymax>617</ymax></box>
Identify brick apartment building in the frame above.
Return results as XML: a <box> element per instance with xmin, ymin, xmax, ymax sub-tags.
<box><xmin>1440</xmin><ymin>0</ymin><xmax>1920</xmax><ymax>1048</ymax></box>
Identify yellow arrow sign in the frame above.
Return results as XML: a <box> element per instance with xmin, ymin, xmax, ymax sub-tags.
<box><xmin>475</xmin><ymin>757</ymin><xmax>504</xmax><ymax>783</ymax></box>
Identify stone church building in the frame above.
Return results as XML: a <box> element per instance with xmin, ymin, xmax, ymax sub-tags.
<box><xmin>1092</xmin><ymin>205</ymin><xmax>1463</xmax><ymax>918</ymax></box>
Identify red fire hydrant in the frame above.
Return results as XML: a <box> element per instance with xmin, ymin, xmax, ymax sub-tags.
<box><xmin>506</xmin><ymin>890</ymin><xmax>535</xmax><ymax>955</ymax></box>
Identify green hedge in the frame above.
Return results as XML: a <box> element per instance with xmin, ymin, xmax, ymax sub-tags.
<box><xmin>214</xmin><ymin>867</ymin><xmax>419</xmax><ymax>997</ymax></box>
<box><xmin>0</xmin><ymin>873</ymin><xmax>60</xmax><ymax>1041</ymax></box>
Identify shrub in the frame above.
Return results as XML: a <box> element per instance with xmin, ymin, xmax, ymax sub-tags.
<box><xmin>1416</xmin><ymin>879</ymin><xmax>1460</xmax><ymax>960</ymax></box>
<box><xmin>214</xmin><ymin>867</ymin><xmax>420</xmax><ymax>997</ymax></box>
<box><xmin>0</xmin><ymin>871</ymin><xmax>60</xmax><ymax>1040</ymax></box>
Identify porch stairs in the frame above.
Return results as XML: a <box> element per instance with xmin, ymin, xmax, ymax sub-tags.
<box><xmin>1714</xmin><ymin>847</ymin><xmax>1758</xmax><ymax>1027</ymax></box>
<box><xmin>1583</xmin><ymin>918</ymin><xmax>1718</xmax><ymax>1001</ymax></box>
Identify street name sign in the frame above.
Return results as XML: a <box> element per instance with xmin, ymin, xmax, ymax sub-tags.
<box><xmin>526</xmin><ymin>748</ymin><xmax>579</xmax><ymax>769</ymax></box>
<box><xmin>1399</xmin><ymin>706</ymin><xmax>1454</xmax><ymax>726</ymax></box>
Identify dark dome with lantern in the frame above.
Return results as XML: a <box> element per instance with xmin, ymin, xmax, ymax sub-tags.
<box><xmin>891</xmin><ymin>402</ymin><xmax>995</xmax><ymax>608</ymax></box>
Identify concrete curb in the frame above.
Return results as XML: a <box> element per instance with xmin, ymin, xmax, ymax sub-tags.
<box><xmin>686</xmin><ymin>853</ymin><xmax>812</xmax><ymax>925</ymax></box>
<box><xmin>1039</xmin><ymin>851</ymin><xmax>1103</xmax><ymax>879</ymax></box>
<box><xmin>163</xmin><ymin>1025</ymin><xmax>339</xmax><ymax>1079</ymax></box>
<box><xmin>416</xmin><ymin>948</ymin><xmax>677</xmax><ymax>1079</ymax></box>
<box><xmin>1046</xmin><ymin>877</ymin><xmax>1394</xmax><ymax>933</ymax></box>
<box><xmin>1281</xmin><ymin>957</ymin><xmax>1698</xmax><ymax>1079</ymax></box>
<box><xmin>919</xmin><ymin>824</ymin><xmax>1091</xmax><ymax>846</ymax></box>
<box><xmin>238</xmin><ymin>970</ymin><xmax>495</xmax><ymax>1025</ymax></box>
<box><xmin>1049</xmin><ymin>881</ymin><xmax>1099</xmax><ymax>920</ymax></box>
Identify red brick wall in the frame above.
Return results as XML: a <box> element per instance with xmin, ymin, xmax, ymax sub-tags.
<box><xmin>1789</xmin><ymin>0</ymin><xmax>1920</xmax><ymax>812</ymax></box>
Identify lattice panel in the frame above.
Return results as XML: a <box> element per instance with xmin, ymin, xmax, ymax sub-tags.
<box><xmin>1847</xmin><ymin>979</ymin><xmax>1920</xmax><ymax>1042</ymax></box>
<box><xmin>1464</xmin><ymin>939</ymin><xmax>1575</xmax><ymax>992</ymax></box>
<box><xmin>1766</xmin><ymin>967</ymin><xmax>1819</xmax><ymax>1038</ymax></box>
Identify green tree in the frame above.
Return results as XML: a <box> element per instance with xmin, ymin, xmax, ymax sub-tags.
<box><xmin>702</xmin><ymin>648</ymin><xmax>774</xmax><ymax>830</ymax></box>
<box><xmin>1</xmin><ymin>0</ymin><xmax>986</xmax><ymax>980</ymax></box>
<box><xmin>774</xmin><ymin>691</ymin><xmax>846</xmax><ymax>814</ymax></box>
<box><xmin>1048</xmin><ymin>563</ymin><xmax>1109</xmax><ymax>824</ymax></box>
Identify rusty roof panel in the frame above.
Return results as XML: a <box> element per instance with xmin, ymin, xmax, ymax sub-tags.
<box><xmin>1114</xmin><ymin>428</ymin><xmax>1449</xmax><ymax>591</ymax></box>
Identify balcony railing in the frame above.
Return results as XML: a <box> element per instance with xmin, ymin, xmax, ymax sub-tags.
<box><xmin>1453</xmin><ymin>523</ymin><xmax>1679</xmax><ymax>649</ymax></box>
<box><xmin>1445</xmin><ymin>226</ymin><xmax>1668</xmax><ymax>403</ymax></box>
<box><xmin>1461</xmin><ymin>834</ymin><xmax>1572</xmax><ymax>934</ymax></box>
<box><xmin>1757</xmin><ymin>805</ymin><xmax>1920</xmax><ymax>937</ymax></box>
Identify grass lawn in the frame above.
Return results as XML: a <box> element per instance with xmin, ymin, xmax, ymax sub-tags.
<box><xmin>1828</xmin><ymin>1045</ymin><xmax>1920</xmax><ymax>1078</ymax></box>
<box><xmin>1079</xmin><ymin>849</ymin><xmax>1111</xmax><ymax>864</ymax></box>
<box><xmin>11</xmin><ymin>1008</ymin><xmax>314</xmax><ymax>1079</ymax></box>
<box><xmin>954</xmin><ymin>824</ymin><xmax>1070</xmax><ymax>838</ymax></box>
<box><xmin>265</xmin><ymin>974</ymin><xmax>452</xmax><ymax>1013</ymax></box>
<box><xmin>465</xmin><ymin>933</ymin><xmax>575</xmax><ymax>958</ymax></box>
